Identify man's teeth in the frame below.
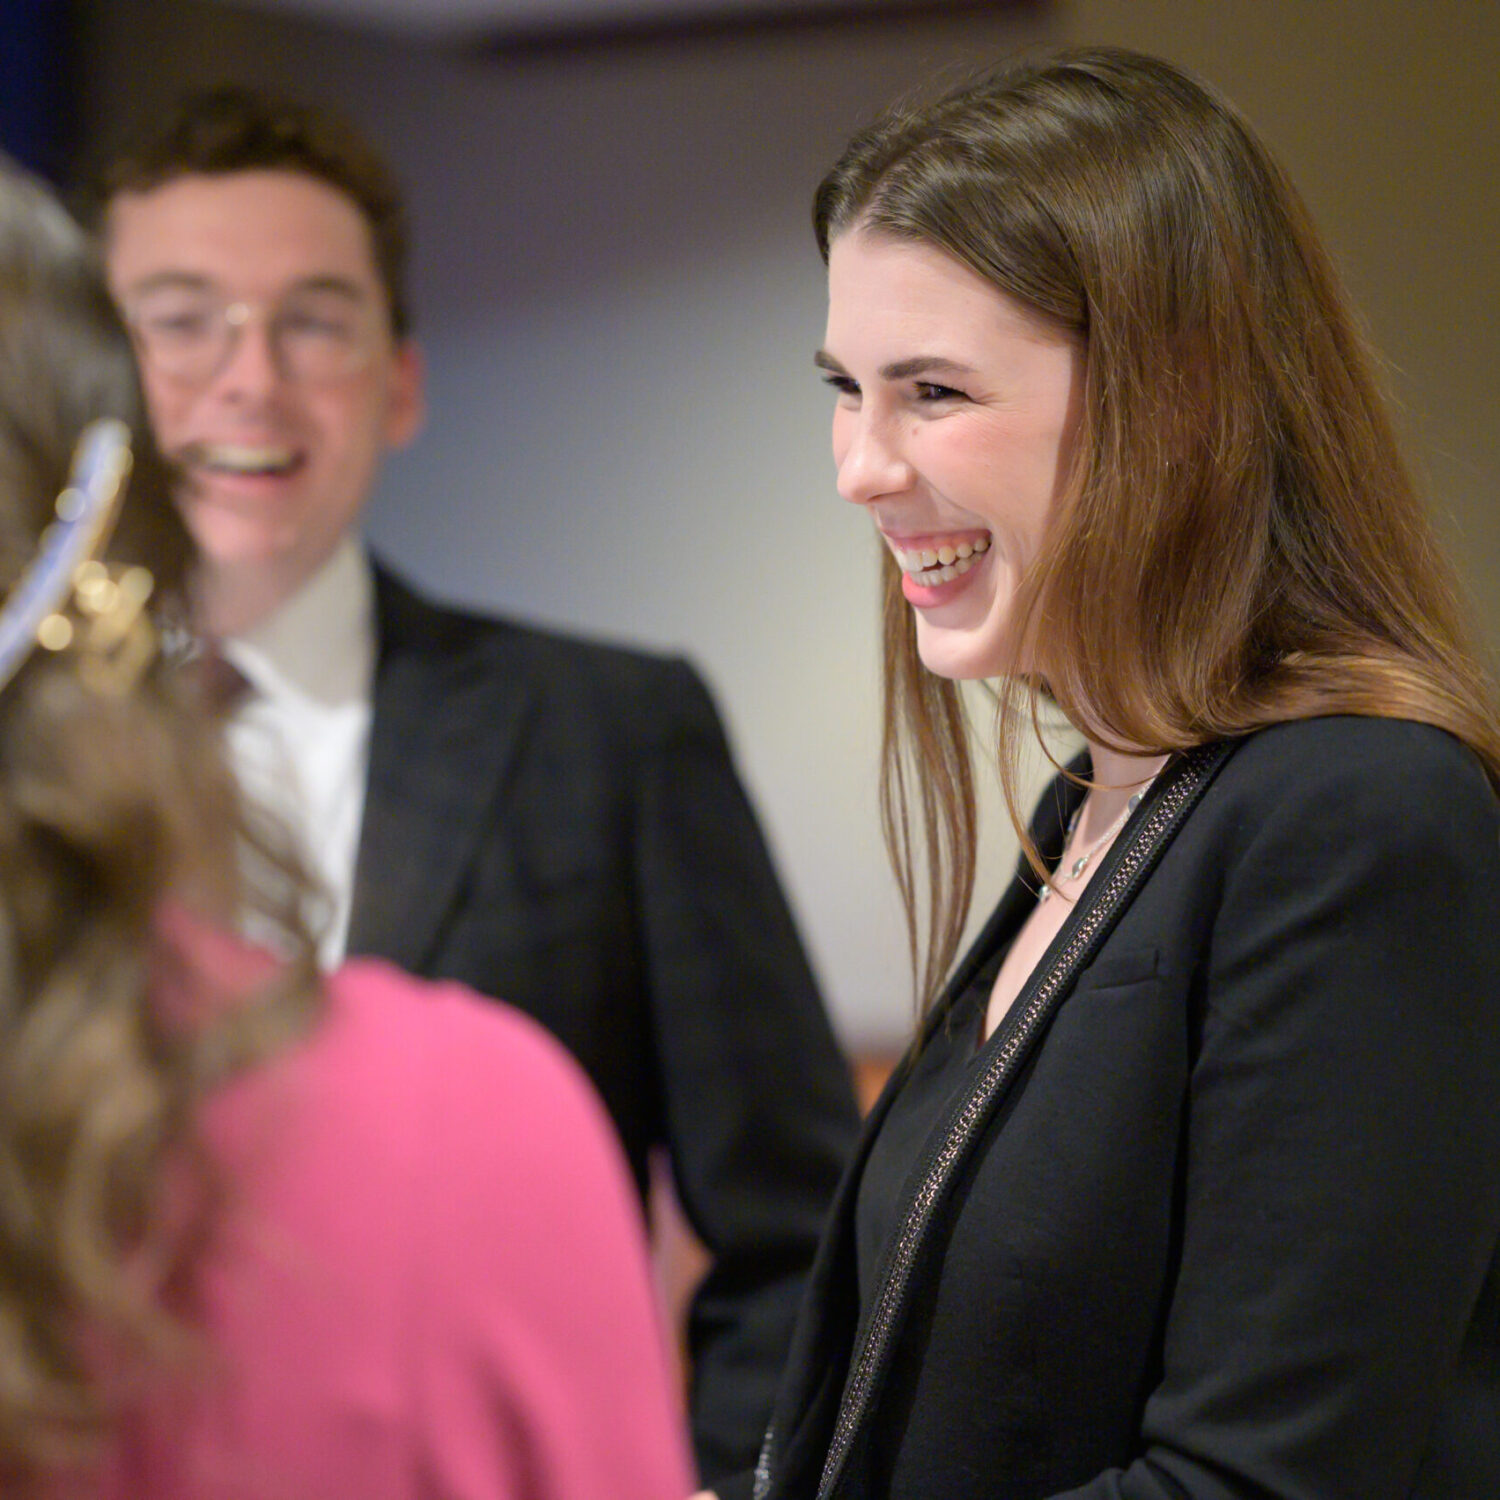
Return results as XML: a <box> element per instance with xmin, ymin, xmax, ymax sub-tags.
<box><xmin>193</xmin><ymin>444</ymin><xmax>297</xmax><ymax>475</ymax></box>
<box><xmin>895</xmin><ymin>535</ymin><xmax>989</xmax><ymax>584</ymax></box>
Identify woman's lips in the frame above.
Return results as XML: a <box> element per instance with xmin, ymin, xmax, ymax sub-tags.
<box><xmin>881</xmin><ymin>530</ymin><xmax>993</xmax><ymax>607</ymax></box>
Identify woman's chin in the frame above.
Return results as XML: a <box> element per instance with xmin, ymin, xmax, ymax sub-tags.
<box><xmin>913</xmin><ymin>619</ymin><xmax>1011</xmax><ymax>683</ymax></box>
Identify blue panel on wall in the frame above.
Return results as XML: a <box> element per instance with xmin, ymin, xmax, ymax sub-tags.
<box><xmin>0</xmin><ymin>0</ymin><xmax>71</xmax><ymax>183</ymax></box>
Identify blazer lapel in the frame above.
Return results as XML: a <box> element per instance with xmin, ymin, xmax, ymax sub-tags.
<box><xmin>346</xmin><ymin>566</ymin><xmax>536</xmax><ymax>972</ymax></box>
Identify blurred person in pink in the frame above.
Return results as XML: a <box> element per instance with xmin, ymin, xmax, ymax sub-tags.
<box><xmin>0</xmin><ymin>154</ymin><xmax>693</xmax><ymax>1500</ymax></box>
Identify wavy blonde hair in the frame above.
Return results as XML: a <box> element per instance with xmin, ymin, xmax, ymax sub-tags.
<box><xmin>815</xmin><ymin>48</ymin><xmax>1500</xmax><ymax>1009</ymax></box>
<box><xmin>0</xmin><ymin>159</ymin><xmax>323</xmax><ymax>1488</ymax></box>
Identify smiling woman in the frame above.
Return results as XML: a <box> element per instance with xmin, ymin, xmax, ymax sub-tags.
<box><xmin>709</xmin><ymin>44</ymin><xmax>1500</xmax><ymax>1500</ymax></box>
<box><xmin>820</xmin><ymin>231</ymin><xmax>1082</xmax><ymax>679</ymax></box>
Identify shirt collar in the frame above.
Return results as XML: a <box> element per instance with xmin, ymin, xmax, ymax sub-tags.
<box><xmin>222</xmin><ymin>539</ymin><xmax>375</xmax><ymax>708</ymax></box>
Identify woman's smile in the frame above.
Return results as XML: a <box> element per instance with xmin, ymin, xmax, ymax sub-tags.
<box><xmin>880</xmin><ymin>529</ymin><xmax>992</xmax><ymax>603</ymax></box>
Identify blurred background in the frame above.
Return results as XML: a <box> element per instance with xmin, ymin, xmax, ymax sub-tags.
<box><xmin>6</xmin><ymin>0</ymin><xmax>1497</xmax><ymax>1058</ymax></box>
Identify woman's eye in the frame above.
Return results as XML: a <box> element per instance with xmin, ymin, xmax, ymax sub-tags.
<box><xmin>915</xmin><ymin>382</ymin><xmax>965</xmax><ymax>402</ymax></box>
<box><xmin>822</xmin><ymin>373</ymin><xmax>860</xmax><ymax>399</ymax></box>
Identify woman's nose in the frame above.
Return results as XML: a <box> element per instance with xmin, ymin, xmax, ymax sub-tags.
<box><xmin>834</xmin><ymin>408</ymin><xmax>913</xmax><ymax>506</ymax></box>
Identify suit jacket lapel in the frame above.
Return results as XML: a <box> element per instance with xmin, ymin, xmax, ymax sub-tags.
<box><xmin>346</xmin><ymin>565</ymin><xmax>536</xmax><ymax>972</ymax></box>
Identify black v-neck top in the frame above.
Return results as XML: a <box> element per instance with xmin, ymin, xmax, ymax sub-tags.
<box><xmin>854</xmin><ymin>950</ymin><xmax>1003</xmax><ymax>1308</ymax></box>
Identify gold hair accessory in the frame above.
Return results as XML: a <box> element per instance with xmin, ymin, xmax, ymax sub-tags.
<box><xmin>0</xmin><ymin>418</ymin><xmax>156</xmax><ymax>696</ymax></box>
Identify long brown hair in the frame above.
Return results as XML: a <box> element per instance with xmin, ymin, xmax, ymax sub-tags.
<box><xmin>815</xmin><ymin>47</ymin><xmax>1500</xmax><ymax>1008</ymax></box>
<box><xmin>0</xmin><ymin>159</ymin><xmax>322</xmax><ymax>1487</ymax></box>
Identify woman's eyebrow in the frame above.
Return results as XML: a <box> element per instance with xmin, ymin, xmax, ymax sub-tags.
<box><xmin>881</xmin><ymin>356</ymin><xmax>976</xmax><ymax>380</ymax></box>
<box><xmin>812</xmin><ymin>350</ymin><xmax>976</xmax><ymax>380</ymax></box>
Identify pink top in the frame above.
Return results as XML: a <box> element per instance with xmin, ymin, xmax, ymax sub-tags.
<box><xmin>96</xmin><ymin>959</ymin><xmax>695</xmax><ymax>1500</ymax></box>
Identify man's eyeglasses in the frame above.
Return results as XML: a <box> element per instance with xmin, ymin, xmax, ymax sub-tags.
<box><xmin>124</xmin><ymin>286</ymin><xmax>386</xmax><ymax>386</ymax></box>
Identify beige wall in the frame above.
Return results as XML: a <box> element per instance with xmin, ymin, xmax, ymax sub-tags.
<box><xmin>75</xmin><ymin>0</ymin><xmax>1499</xmax><ymax>1049</ymax></box>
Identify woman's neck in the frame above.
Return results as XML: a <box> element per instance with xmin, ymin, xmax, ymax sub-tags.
<box><xmin>1072</xmin><ymin>741</ymin><xmax>1169</xmax><ymax>846</ymax></box>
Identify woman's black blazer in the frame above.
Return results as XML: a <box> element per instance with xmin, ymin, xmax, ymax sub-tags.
<box><xmin>737</xmin><ymin>716</ymin><xmax>1500</xmax><ymax>1500</ymax></box>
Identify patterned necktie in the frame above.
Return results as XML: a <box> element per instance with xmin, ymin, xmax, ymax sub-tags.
<box><xmin>191</xmin><ymin>641</ymin><xmax>250</xmax><ymax>713</ymax></box>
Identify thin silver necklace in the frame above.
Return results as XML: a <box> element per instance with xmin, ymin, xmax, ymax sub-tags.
<box><xmin>1038</xmin><ymin>764</ymin><xmax>1164</xmax><ymax>903</ymax></box>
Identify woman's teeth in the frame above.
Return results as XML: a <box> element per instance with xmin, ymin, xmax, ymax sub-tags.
<box><xmin>895</xmin><ymin>535</ymin><xmax>989</xmax><ymax>584</ymax></box>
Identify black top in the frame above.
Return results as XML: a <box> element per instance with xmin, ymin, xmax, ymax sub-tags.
<box><xmin>855</xmin><ymin>957</ymin><xmax>998</xmax><ymax>1310</ymax></box>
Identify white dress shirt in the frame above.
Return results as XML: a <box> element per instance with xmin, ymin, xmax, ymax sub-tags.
<box><xmin>221</xmin><ymin>539</ymin><xmax>375</xmax><ymax>970</ymax></box>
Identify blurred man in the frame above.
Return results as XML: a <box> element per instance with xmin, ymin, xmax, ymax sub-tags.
<box><xmin>100</xmin><ymin>87</ymin><xmax>859</xmax><ymax>1485</ymax></box>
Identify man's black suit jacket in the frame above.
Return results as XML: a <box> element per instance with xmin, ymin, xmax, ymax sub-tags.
<box><xmin>345</xmin><ymin>565</ymin><xmax>860</xmax><ymax>1483</ymax></box>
